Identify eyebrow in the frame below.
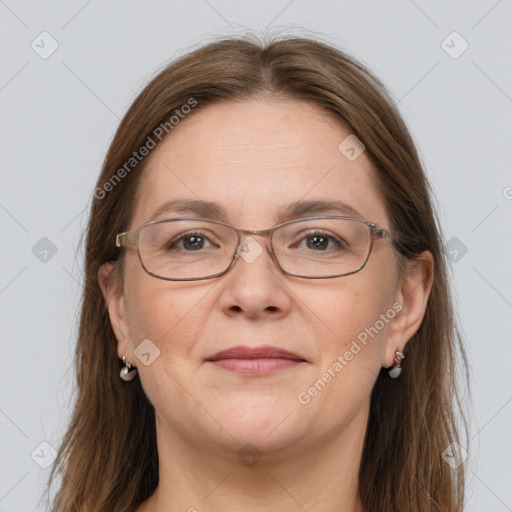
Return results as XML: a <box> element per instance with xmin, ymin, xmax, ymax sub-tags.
<box><xmin>148</xmin><ymin>199</ymin><xmax>225</xmax><ymax>222</ymax></box>
<box><xmin>279</xmin><ymin>199</ymin><xmax>362</xmax><ymax>221</ymax></box>
<box><xmin>148</xmin><ymin>198</ymin><xmax>363</xmax><ymax>224</ymax></box>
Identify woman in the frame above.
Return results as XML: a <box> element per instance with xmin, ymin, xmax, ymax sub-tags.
<box><xmin>49</xmin><ymin>36</ymin><xmax>469</xmax><ymax>511</ymax></box>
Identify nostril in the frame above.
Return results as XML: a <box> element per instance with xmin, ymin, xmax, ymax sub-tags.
<box><xmin>266</xmin><ymin>306</ymin><xmax>278</xmax><ymax>312</ymax></box>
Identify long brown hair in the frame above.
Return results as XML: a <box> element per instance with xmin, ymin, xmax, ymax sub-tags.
<box><xmin>48</xmin><ymin>36</ymin><xmax>470</xmax><ymax>512</ymax></box>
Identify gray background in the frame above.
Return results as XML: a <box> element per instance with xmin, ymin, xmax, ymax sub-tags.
<box><xmin>1</xmin><ymin>1</ymin><xmax>511</xmax><ymax>510</ymax></box>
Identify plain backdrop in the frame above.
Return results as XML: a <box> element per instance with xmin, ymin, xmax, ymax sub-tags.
<box><xmin>1</xmin><ymin>1</ymin><xmax>511</xmax><ymax>510</ymax></box>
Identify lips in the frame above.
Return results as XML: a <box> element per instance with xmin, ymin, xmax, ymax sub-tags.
<box><xmin>206</xmin><ymin>345</ymin><xmax>307</xmax><ymax>376</ymax></box>
<box><xmin>207</xmin><ymin>345</ymin><xmax>305</xmax><ymax>362</ymax></box>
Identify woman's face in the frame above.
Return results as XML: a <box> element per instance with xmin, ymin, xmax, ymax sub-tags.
<box><xmin>105</xmin><ymin>99</ymin><xmax>411</xmax><ymax>457</ymax></box>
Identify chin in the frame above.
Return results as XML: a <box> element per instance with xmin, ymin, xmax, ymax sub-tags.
<box><xmin>204</xmin><ymin>399</ymin><xmax>307</xmax><ymax>449</ymax></box>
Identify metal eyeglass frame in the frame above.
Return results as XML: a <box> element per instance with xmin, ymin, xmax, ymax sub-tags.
<box><xmin>115</xmin><ymin>215</ymin><xmax>395</xmax><ymax>281</ymax></box>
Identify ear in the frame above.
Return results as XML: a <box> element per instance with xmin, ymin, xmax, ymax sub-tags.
<box><xmin>384</xmin><ymin>251</ymin><xmax>434</xmax><ymax>367</ymax></box>
<box><xmin>98</xmin><ymin>262</ymin><xmax>132</xmax><ymax>361</ymax></box>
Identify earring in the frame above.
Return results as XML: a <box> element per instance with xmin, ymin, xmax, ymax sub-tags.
<box><xmin>120</xmin><ymin>355</ymin><xmax>137</xmax><ymax>381</ymax></box>
<box><xmin>388</xmin><ymin>349</ymin><xmax>405</xmax><ymax>378</ymax></box>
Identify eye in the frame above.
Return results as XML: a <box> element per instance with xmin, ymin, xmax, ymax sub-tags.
<box><xmin>167</xmin><ymin>231</ymin><xmax>217</xmax><ymax>251</ymax></box>
<box><xmin>307</xmin><ymin>233</ymin><xmax>329</xmax><ymax>251</ymax></box>
<box><xmin>293</xmin><ymin>230</ymin><xmax>346</xmax><ymax>251</ymax></box>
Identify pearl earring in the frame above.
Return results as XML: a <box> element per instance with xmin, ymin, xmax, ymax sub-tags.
<box><xmin>120</xmin><ymin>355</ymin><xmax>137</xmax><ymax>381</ymax></box>
<box><xmin>388</xmin><ymin>349</ymin><xmax>405</xmax><ymax>378</ymax></box>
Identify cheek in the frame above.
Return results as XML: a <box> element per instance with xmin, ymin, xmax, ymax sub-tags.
<box><xmin>307</xmin><ymin>278</ymin><xmax>394</xmax><ymax>343</ymax></box>
<box><xmin>122</xmin><ymin>258</ymin><xmax>217</xmax><ymax>351</ymax></box>
<box><xmin>304</xmin><ymin>253</ymin><xmax>398</xmax><ymax>370</ymax></box>
<box><xmin>296</xmin><ymin>276</ymin><xmax>397</xmax><ymax>427</ymax></box>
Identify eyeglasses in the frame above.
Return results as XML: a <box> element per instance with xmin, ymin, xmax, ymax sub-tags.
<box><xmin>115</xmin><ymin>216</ymin><xmax>394</xmax><ymax>281</ymax></box>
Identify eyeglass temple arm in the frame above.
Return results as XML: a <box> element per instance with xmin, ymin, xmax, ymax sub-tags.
<box><xmin>116</xmin><ymin>232</ymin><xmax>138</xmax><ymax>248</ymax></box>
<box><xmin>373</xmin><ymin>226</ymin><xmax>393</xmax><ymax>240</ymax></box>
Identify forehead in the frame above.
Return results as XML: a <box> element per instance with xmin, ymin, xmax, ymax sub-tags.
<box><xmin>130</xmin><ymin>99</ymin><xmax>389</xmax><ymax>229</ymax></box>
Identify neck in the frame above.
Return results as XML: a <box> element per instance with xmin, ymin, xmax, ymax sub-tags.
<box><xmin>141</xmin><ymin>410</ymin><xmax>368</xmax><ymax>512</ymax></box>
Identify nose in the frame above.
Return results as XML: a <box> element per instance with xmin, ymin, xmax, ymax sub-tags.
<box><xmin>218</xmin><ymin>235</ymin><xmax>292</xmax><ymax>320</ymax></box>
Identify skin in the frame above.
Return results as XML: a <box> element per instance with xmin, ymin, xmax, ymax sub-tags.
<box><xmin>99</xmin><ymin>98</ymin><xmax>433</xmax><ymax>512</ymax></box>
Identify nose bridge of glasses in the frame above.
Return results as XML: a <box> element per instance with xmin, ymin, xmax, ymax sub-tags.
<box><xmin>237</xmin><ymin>225</ymin><xmax>274</xmax><ymax>237</ymax></box>
<box><xmin>234</xmin><ymin>226</ymin><xmax>274</xmax><ymax>251</ymax></box>
<box><xmin>231</xmin><ymin>226</ymin><xmax>284</xmax><ymax>273</ymax></box>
